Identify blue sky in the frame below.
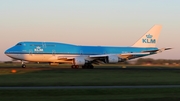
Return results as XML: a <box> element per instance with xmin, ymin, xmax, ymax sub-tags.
<box><xmin>0</xmin><ymin>0</ymin><xmax>180</xmax><ymax>61</ymax></box>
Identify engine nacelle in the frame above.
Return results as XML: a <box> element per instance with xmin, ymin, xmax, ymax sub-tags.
<box><xmin>74</xmin><ymin>57</ymin><xmax>85</xmax><ymax>65</ymax></box>
<box><xmin>107</xmin><ymin>55</ymin><xmax>119</xmax><ymax>63</ymax></box>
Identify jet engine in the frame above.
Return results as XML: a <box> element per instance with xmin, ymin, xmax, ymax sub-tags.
<box><xmin>74</xmin><ymin>57</ymin><xmax>86</xmax><ymax>65</ymax></box>
<box><xmin>107</xmin><ymin>55</ymin><xmax>120</xmax><ymax>63</ymax></box>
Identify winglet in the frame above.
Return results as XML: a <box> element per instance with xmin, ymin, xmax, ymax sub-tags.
<box><xmin>132</xmin><ymin>25</ymin><xmax>162</xmax><ymax>47</ymax></box>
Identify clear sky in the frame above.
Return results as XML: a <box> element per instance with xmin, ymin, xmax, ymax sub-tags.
<box><xmin>0</xmin><ymin>0</ymin><xmax>180</xmax><ymax>61</ymax></box>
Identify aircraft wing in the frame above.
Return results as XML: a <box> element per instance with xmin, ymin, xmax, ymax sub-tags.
<box><xmin>54</xmin><ymin>48</ymin><xmax>172</xmax><ymax>63</ymax></box>
<box><xmin>89</xmin><ymin>48</ymin><xmax>172</xmax><ymax>60</ymax></box>
<box><xmin>119</xmin><ymin>52</ymin><xmax>151</xmax><ymax>59</ymax></box>
<box><xmin>89</xmin><ymin>52</ymin><xmax>151</xmax><ymax>64</ymax></box>
<box><xmin>89</xmin><ymin>52</ymin><xmax>150</xmax><ymax>58</ymax></box>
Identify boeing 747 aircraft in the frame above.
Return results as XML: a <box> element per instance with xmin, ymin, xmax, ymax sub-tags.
<box><xmin>5</xmin><ymin>25</ymin><xmax>171</xmax><ymax>68</ymax></box>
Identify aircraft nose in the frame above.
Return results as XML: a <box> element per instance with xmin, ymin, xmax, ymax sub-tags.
<box><xmin>4</xmin><ymin>45</ymin><xmax>24</xmax><ymax>60</ymax></box>
<box><xmin>4</xmin><ymin>47</ymin><xmax>18</xmax><ymax>59</ymax></box>
<box><xmin>4</xmin><ymin>48</ymin><xmax>10</xmax><ymax>54</ymax></box>
<box><xmin>4</xmin><ymin>46</ymin><xmax>16</xmax><ymax>55</ymax></box>
<box><xmin>4</xmin><ymin>48</ymin><xmax>12</xmax><ymax>57</ymax></box>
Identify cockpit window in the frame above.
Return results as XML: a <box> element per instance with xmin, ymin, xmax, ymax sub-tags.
<box><xmin>16</xmin><ymin>43</ymin><xmax>22</xmax><ymax>46</ymax></box>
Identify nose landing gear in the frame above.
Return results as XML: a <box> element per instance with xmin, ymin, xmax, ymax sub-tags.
<box><xmin>22</xmin><ymin>64</ymin><xmax>26</xmax><ymax>68</ymax></box>
<box><xmin>21</xmin><ymin>61</ymin><xmax>26</xmax><ymax>68</ymax></box>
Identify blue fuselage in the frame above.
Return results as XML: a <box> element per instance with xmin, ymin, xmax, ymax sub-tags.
<box><xmin>5</xmin><ymin>42</ymin><xmax>158</xmax><ymax>55</ymax></box>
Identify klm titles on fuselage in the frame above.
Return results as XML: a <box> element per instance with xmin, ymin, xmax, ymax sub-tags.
<box><xmin>34</xmin><ymin>46</ymin><xmax>43</xmax><ymax>52</ymax></box>
<box><xmin>142</xmin><ymin>34</ymin><xmax>156</xmax><ymax>43</ymax></box>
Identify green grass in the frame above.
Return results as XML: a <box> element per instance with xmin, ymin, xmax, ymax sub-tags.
<box><xmin>1</xmin><ymin>88</ymin><xmax>180</xmax><ymax>101</ymax></box>
<box><xmin>0</xmin><ymin>64</ymin><xmax>180</xmax><ymax>101</ymax></box>
<box><xmin>0</xmin><ymin>63</ymin><xmax>70</xmax><ymax>68</ymax></box>
<box><xmin>0</xmin><ymin>65</ymin><xmax>180</xmax><ymax>86</ymax></box>
<box><xmin>1</xmin><ymin>63</ymin><xmax>180</xmax><ymax>68</ymax></box>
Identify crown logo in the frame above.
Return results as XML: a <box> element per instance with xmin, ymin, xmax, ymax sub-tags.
<box><xmin>146</xmin><ymin>34</ymin><xmax>153</xmax><ymax>38</ymax></box>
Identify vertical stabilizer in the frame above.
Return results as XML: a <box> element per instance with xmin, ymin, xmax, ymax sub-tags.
<box><xmin>132</xmin><ymin>25</ymin><xmax>162</xmax><ymax>47</ymax></box>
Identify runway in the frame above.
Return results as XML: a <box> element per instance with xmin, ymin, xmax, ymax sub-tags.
<box><xmin>1</xmin><ymin>85</ymin><xmax>180</xmax><ymax>89</ymax></box>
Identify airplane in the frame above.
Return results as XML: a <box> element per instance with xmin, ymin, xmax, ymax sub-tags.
<box><xmin>4</xmin><ymin>25</ymin><xmax>171</xmax><ymax>69</ymax></box>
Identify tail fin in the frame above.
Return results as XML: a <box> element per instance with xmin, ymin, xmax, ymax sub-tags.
<box><xmin>132</xmin><ymin>25</ymin><xmax>162</xmax><ymax>47</ymax></box>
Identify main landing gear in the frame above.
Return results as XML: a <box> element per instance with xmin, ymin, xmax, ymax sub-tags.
<box><xmin>82</xmin><ymin>63</ymin><xmax>94</xmax><ymax>69</ymax></box>
<box><xmin>71</xmin><ymin>65</ymin><xmax>79</xmax><ymax>69</ymax></box>
<box><xmin>71</xmin><ymin>63</ymin><xmax>94</xmax><ymax>69</ymax></box>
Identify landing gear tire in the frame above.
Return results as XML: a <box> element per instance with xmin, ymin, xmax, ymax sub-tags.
<box><xmin>82</xmin><ymin>64</ymin><xmax>94</xmax><ymax>69</ymax></box>
<box><xmin>82</xmin><ymin>65</ymin><xmax>85</xmax><ymax>69</ymax></box>
<box><xmin>75</xmin><ymin>65</ymin><xmax>79</xmax><ymax>69</ymax></box>
<box><xmin>88</xmin><ymin>64</ymin><xmax>94</xmax><ymax>69</ymax></box>
<box><xmin>90</xmin><ymin>65</ymin><xmax>94</xmax><ymax>69</ymax></box>
<box><xmin>71</xmin><ymin>65</ymin><xmax>79</xmax><ymax>69</ymax></box>
<box><xmin>22</xmin><ymin>64</ymin><xmax>26</xmax><ymax>68</ymax></box>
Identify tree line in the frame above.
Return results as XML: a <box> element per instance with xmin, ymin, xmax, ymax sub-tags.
<box><xmin>135</xmin><ymin>58</ymin><xmax>180</xmax><ymax>65</ymax></box>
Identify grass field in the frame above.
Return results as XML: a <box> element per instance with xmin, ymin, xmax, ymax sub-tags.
<box><xmin>0</xmin><ymin>63</ymin><xmax>180</xmax><ymax>86</ymax></box>
<box><xmin>1</xmin><ymin>88</ymin><xmax>180</xmax><ymax>101</ymax></box>
<box><xmin>0</xmin><ymin>63</ymin><xmax>180</xmax><ymax>101</ymax></box>
<box><xmin>0</xmin><ymin>70</ymin><xmax>180</xmax><ymax>86</ymax></box>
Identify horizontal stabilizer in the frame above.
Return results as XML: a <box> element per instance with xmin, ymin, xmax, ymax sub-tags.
<box><xmin>157</xmin><ymin>48</ymin><xmax>172</xmax><ymax>53</ymax></box>
<box><xmin>143</xmin><ymin>48</ymin><xmax>172</xmax><ymax>53</ymax></box>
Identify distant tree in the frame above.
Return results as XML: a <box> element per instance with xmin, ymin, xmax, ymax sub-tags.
<box><xmin>136</xmin><ymin>58</ymin><xmax>180</xmax><ymax>65</ymax></box>
<box><xmin>136</xmin><ymin>58</ymin><xmax>154</xmax><ymax>65</ymax></box>
<box><xmin>4</xmin><ymin>61</ymin><xmax>13</xmax><ymax>63</ymax></box>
